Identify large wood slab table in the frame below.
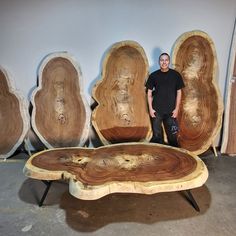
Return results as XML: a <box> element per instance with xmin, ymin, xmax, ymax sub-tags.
<box><xmin>23</xmin><ymin>143</ymin><xmax>208</xmax><ymax>211</ymax></box>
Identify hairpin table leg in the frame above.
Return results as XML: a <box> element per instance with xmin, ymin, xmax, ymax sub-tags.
<box><xmin>185</xmin><ymin>190</ymin><xmax>200</xmax><ymax>212</ymax></box>
<box><xmin>39</xmin><ymin>180</ymin><xmax>53</xmax><ymax>207</ymax></box>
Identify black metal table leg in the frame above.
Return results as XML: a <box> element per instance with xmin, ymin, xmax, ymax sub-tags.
<box><xmin>39</xmin><ymin>180</ymin><xmax>53</xmax><ymax>207</ymax></box>
<box><xmin>185</xmin><ymin>190</ymin><xmax>200</xmax><ymax>212</ymax></box>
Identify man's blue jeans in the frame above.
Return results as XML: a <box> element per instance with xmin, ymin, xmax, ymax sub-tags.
<box><xmin>150</xmin><ymin>112</ymin><xmax>179</xmax><ymax>147</ymax></box>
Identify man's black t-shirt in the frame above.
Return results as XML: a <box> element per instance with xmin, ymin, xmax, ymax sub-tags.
<box><xmin>146</xmin><ymin>69</ymin><xmax>185</xmax><ymax>115</ymax></box>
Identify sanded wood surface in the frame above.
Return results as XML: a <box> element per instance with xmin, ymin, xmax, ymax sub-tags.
<box><xmin>0</xmin><ymin>67</ymin><xmax>29</xmax><ymax>159</ymax></box>
<box><xmin>92</xmin><ymin>41</ymin><xmax>152</xmax><ymax>144</ymax></box>
<box><xmin>172</xmin><ymin>31</ymin><xmax>223</xmax><ymax>155</ymax></box>
<box><xmin>31</xmin><ymin>52</ymin><xmax>90</xmax><ymax>148</ymax></box>
<box><xmin>23</xmin><ymin>143</ymin><xmax>208</xmax><ymax>200</ymax></box>
<box><xmin>221</xmin><ymin>19</ymin><xmax>236</xmax><ymax>155</ymax></box>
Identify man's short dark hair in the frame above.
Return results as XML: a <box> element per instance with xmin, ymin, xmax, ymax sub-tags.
<box><xmin>159</xmin><ymin>53</ymin><xmax>170</xmax><ymax>61</ymax></box>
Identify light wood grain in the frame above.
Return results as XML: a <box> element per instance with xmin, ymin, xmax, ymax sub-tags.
<box><xmin>92</xmin><ymin>41</ymin><xmax>152</xmax><ymax>144</ymax></box>
<box><xmin>31</xmin><ymin>52</ymin><xmax>90</xmax><ymax>148</ymax></box>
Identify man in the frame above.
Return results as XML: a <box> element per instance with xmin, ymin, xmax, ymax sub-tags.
<box><xmin>146</xmin><ymin>53</ymin><xmax>184</xmax><ymax>147</ymax></box>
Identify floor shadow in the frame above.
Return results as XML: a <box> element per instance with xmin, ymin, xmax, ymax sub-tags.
<box><xmin>59</xmin><ymin>185</ymin><xmax>211</xmax><ymax>232</ymax></box>
<box><xmin>19</xmin><ymin>176</ymin><xmax>211</xmax><ymax>232</ymax></box>
<box><xmin>18</xmin><ymin>178</ymin><xmax>68</xmax><ymax>206</ymax></box>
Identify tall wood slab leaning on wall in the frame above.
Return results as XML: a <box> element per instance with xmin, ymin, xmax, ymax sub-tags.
<box><xmin>23</xmin><ymin>143</ymin><xmax>208</xmax><ymax>200</ymax></box>
<box><xmin>0</xmin><ymin>67</ymin><xmax>29</xmax><ymax>159</ymax></box>
<box><xmin>172</xmin><ymin>31</ymin><xmax>223</xmax><ymax>155</ymax></box>
<box><xmin>31</xmin><ymin>52</ymin><xmax>90</xmax><ymax>148</ymax></box>
<box><xmin>92</xmin><ymin>41</ymin><xmax>152</xmax><ymax>145</ymax></box>
<box><xmin>221</xmin><ymin>20</ymin><xmax>236</xmax><ymax>155</ymax></box>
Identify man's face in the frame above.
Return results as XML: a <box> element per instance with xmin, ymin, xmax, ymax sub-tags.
<box><xmin>159</xmin><ymin>55</ymin><xmax>170</xmax><ymax>71</ymax></box>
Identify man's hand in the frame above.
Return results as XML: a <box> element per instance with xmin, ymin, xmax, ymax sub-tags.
<box><xmin>172</xmin><ymin>108</ymin><xmax>178</xmax><ymax>118</ymax></box>
<box><xmin>172</xmin><ymin>89</ymin><xmax>182</xmax><ymax>118</ymax></box>
<box><xmin>149</xmin><ymin>108</ymin><xmax>156</xmax><ymax>118</ymax></box>
<box><xmin>147</xmin><ymin>89</ymin><xmax>156</xmax><ymax>118</ymax></box>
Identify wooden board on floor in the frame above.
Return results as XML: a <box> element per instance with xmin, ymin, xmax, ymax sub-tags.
<box><xmin>0</xmin><ymin>67</ymin><xmax>29</xmax><ymax>159</ymax></box>
<box><xmin>221</xmin><ymin>19</ymin><xmax>236</xmax><ymax>155</ymax></box>
<box><xmin>92</xmin><ymin>41</ymin><xmax>152</xmax><ymax>145</ymax></box>
<box><xmin>172</xmin><ymin>30</ymin><xmax>223</xmax><ymax>155</ymax></box>
<box><xmin>31</xmin><ymin>52</ymin><xmax>90</xmax><ymax>148</ymax></box>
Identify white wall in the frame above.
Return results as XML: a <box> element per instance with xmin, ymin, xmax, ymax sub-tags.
<box><xmin>0</xmin><ymin>0</ymin><xmax>235</xmax><ymax>103</ymax></box>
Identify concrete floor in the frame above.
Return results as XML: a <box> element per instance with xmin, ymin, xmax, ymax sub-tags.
<box><xmin>0</xmin><ymin>150</ymin><xmax>235</xmax><ymax>236</ymax></box>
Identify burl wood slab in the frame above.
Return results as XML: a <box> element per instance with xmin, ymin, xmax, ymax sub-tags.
<box><xmin>221</xmin><ymin>21</ymin><xmax>236</xmax><ymax>155</ymax></box>
<box><xmin>0</xmin><ymin>67</ymin><xmax>29</xmax><ymax>159</ymax></box>
<box><xmin>92</xmin><ymin>41</ymin><xmax>152</xmax><ymax>144</ymax></box>
<box><xmin>31</xmin><ymin>52</ymin><xmax>90</xmax><ymax>148</ymax></box>
<box><xmin>172</xmin><ymin>31</ymin><xmax>223</xmax><ymax>155</ymax></box>
<box><xmin>23</xmin><ymin>143</ymin><xmax>208</xmax><ymax>200</ymax></box>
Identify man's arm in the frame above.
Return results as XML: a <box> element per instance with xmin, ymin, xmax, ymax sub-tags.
<box><xmin>147</xmin><ymin>89</ymin><xmax>156</xmax><ymax>118</ymax></box>
<box><xmin>172</xmin><ymin>89</ymin><xmax>182</xmax><ymax>118</ymax></box>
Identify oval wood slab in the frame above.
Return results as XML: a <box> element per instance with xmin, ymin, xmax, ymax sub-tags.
<box><xmin>0</xmin><ymin>67</ymin><xmax>29</xmax><ymax>159</ymax></box>
<box><xmin>92</xmin><ymin>41</ymin><xmax>152</xmax><ymax>144</ymax></box>
<box><xmin>172</xmin><ymin>31</ymin><xmax>223</xmax><ymax>155</ymax></box>
<box><xmin>31</xmin><ymin>52</ymin><xmax>90</xmax><ymax>148</ymax></box>
<box><xmin>23</xmin><ymin>143</ymin><xmax>208</xmax><ymax>200</ymax></box>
